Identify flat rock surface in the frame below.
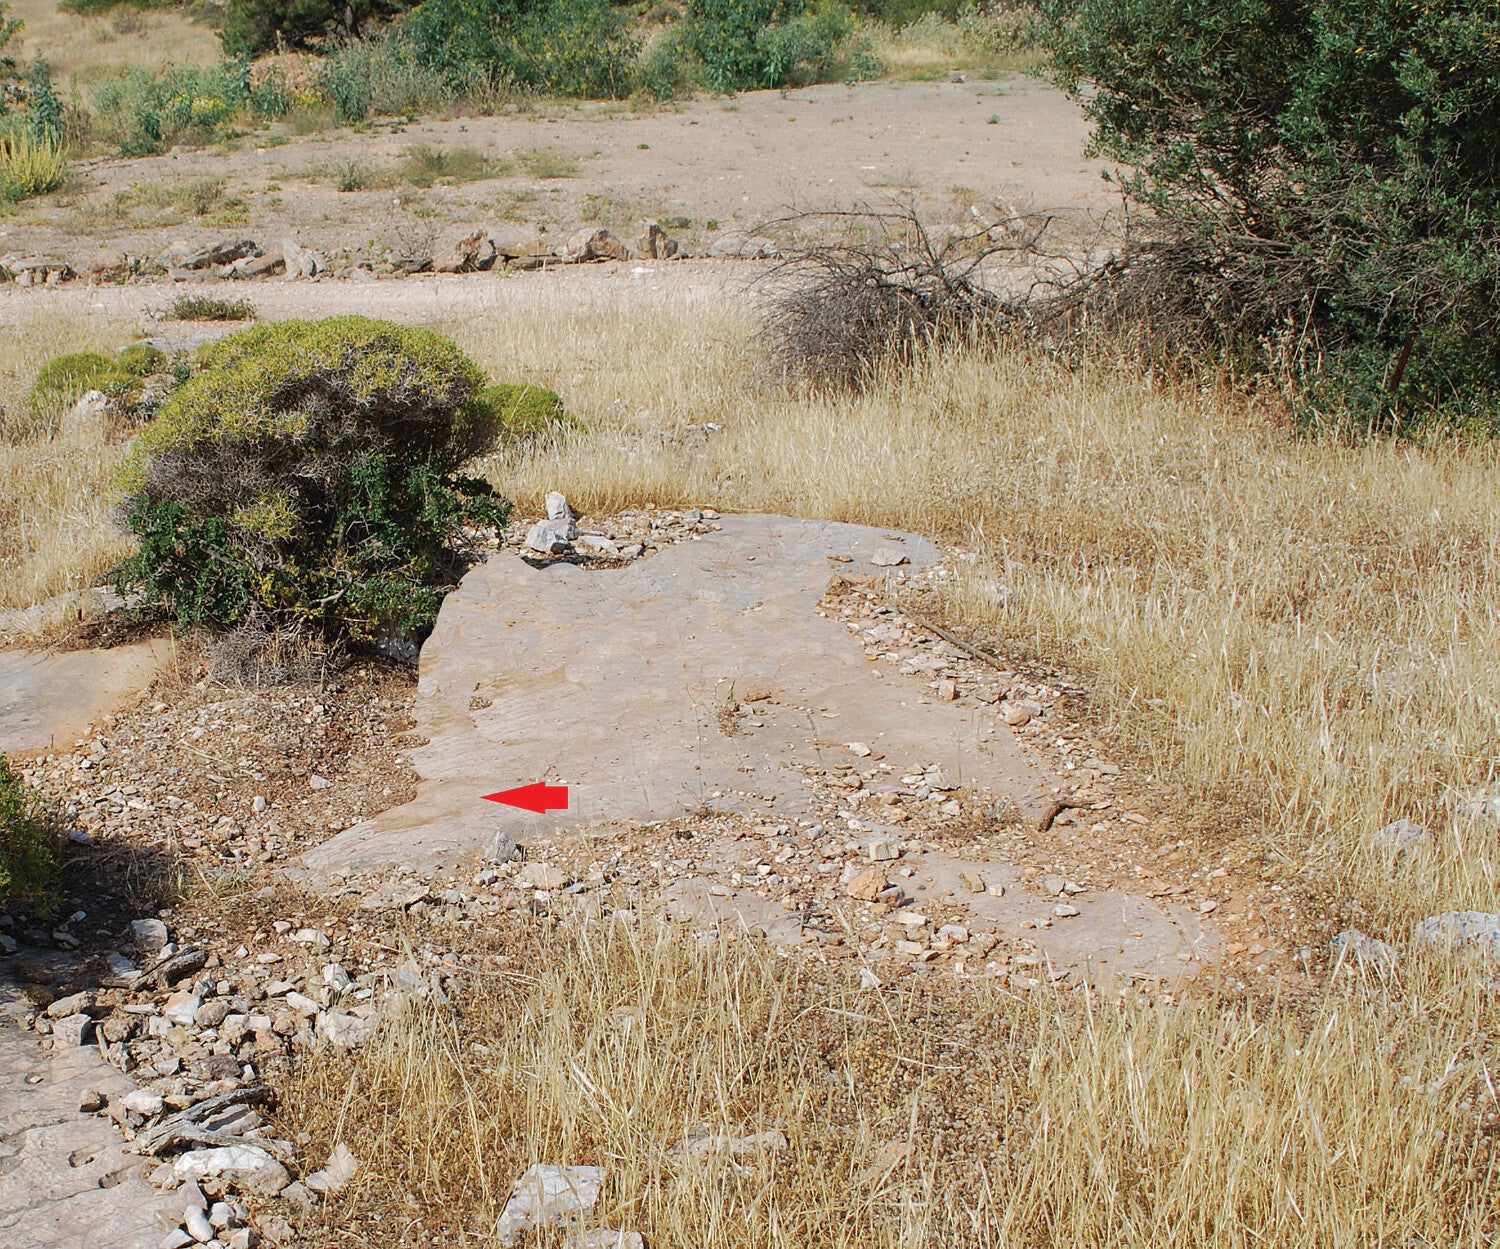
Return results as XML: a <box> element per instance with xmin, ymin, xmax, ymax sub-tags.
<box><xmin>306</xmin><ymin>515</ymin><xmax>1053</xmax><ymax>874</ymax></box>
<box><xmin>0</xmin><ymin>641</ymin><xmax>171</xmax><ymax>757</ymax></box>
<box><xmin>0</xmin><ymin>957</ymin><xmax>182</xmax><ymax>1248</ymax></box>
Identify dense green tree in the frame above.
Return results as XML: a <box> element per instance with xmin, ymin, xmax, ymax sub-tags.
<box><xmin>1042</xmin><ymin>0</ymin><xmax>1500</xmax><ymax>431</ymax></box>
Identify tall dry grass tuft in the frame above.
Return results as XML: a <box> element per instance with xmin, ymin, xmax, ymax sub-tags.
<box><xmin>286</xmin><ymin>923</ymin><xmax>1499</xmax><ymax>1246</ymax></box>
<box><xmin>0</xmin><ymin>311</ymin><xmax>143</xmax><ymax>612</ymax></box>
<box><xmin>9</xmin><ymin>0</ymin><xmax>219</xmax><ymax>87</ymax></box>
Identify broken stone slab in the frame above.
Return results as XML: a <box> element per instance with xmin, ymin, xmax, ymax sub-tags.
<box><xmin>525</xmin><ymin>519</ymin><xmax>575</xmax><ymax>554</ymax></box>
<box><xmin>280</xmin><ymin>238</ymin><xmax>323</xmax><ymax>280</ymax></box>
<box><xmin>172</xmin><ymin>1145</ymin><xmax>290</xmax><ymax>1196</ymax></box>
<box><xmin>1412</xmin><ymin>910</ymin><xmax>1500</xmax><ymax>957</ymax></box>
<box><xmin>1331</xmin><ymin>928</ymin><xmax>1399</xmax><ymax>971</ymax></box>
<box><xmin>49</xmin><ymin>1013</ymin><xmax>93</xmax><ymax>1046</ymax></box>
<box><xmin>0</xmin><ymin>1019</ymin><xmax>188</xmax><ymax>1247</ymax></box>
<box><xmin>5</xmin><ymin>254</ymin><xmax>73</xmax><ymax>277</ymax></box>
<box><xmin>1456</xmin><ymin>793</ymin><xmax>1500</xmax><ymax>825</ymax></box>
<box><xmin>234</xmin><ymin>247</ymin><xmax>285</xmax><ymax>278</ymax></box>
<box><xmin>316</xmin><ymin>1011</ymin><xmax>375</xmax><ymax>1049</ymax></box>
<box><xmin>177</xmin><ymin>239</ymin><xmax>259</xmax><ymax>270</ymax></box>
<box><xmin>669</xmin><ymin>1126</ymin><xmax>787</xmax><ymax>1159</ymax></box>
<box><xmin>0</xmin><ymin>641</ymin><xmax>171</xmax><ymax>757</ymax></box>
<box><xmin>128</xmin><ymin>1087</ymin><xmax>272</xmax><ymax>1157</ymax></box>
<box><xmin>437</xmin><ymin>228</ymin><xmax>499</xmax><ymax>273</ymax></box>
<box><xmin>634</xmin><ymin>221</ymin><xmax>680</xmax><ymax>260</ymax></box>
<box><xmin>557</xmin><ymin>227</ymin><xmax>632</xmax><ymax>263</ymax></box>
<box><xmin>1370</xmin><ymin>818</ymin><xmax>1433</xmax><ymax>854</ymax></box>
<box><xmin>574</xmin><ymin>1233</ymin><xmax>644</xmax><ymax>1249</ymax></box>
<box><xmin>302</xmin><ymin>1142</ymin><xmax>357</xmax><ymax>1195</ymax></box>
<box><xmin>705</xmin><ymin>233</ymin><xmax>780</xmax><ymax>260</ymax></box>
<box><xmin>302</xmin><ymin>515</ymin><xmax>1052</xmax><ymax>876</ymax></box>
<box><xmin>488</xmin><ymin>225</ymin><xmax>550</xmax><ymax>260</ymax></box>
<box><xmin>495</xmin><ymin>1164</ymin><xmax>605</xmax><ymax>1245</ymax></box>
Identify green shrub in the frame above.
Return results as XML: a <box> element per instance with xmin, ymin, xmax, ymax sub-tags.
<box><xmin>1041</xmin><ymin>0</ymin><xmax>1500</xmax><ymax>434</ymax></box>
<box><xmin>219</xmin><ymin>0</ymin><xmax>412</xmax><ymax>56</ymax></box>
<box><xmin>0</xmin><ymin>756</ymin><xmax>57</xmax><ymax>913</ymax></box>
<box><xmin>167</xmin><ymin>294</ymin><xmax>257</xmax><ymax>321</ymax></box>
<box><xmin>511</xmin><ymin>0</ymin><xmax>639</xmax><ymax>98</ymax></box>
<box><xmin>638</xmin><ymin>27</ymin><xmax>694</xmax><ymax>100</ymax></box>
<box><xmin>117</xmin><ymin>343</ymin><xmax>169</xmax><ymax>375</ymax></box>
<box><xmin>319</xmin><ymin>37</ymin><xmax>459</xmax><ymax>124</ymax></box>
<box><xmin>28</xmin><ymin>351</ymin><xmax>131</xmax><ymax>419</ymax></box>
<box><xmin>678</xmin><ymin>0</ymin><xmax>857</xmax><ymax>92</ymax></box>
<box><xmin>849</xmin><ymin>0</ymin><xmax>962</xmax><ymax>24</ymax></box>
<box><xmin>113</xmin><ymin>316</ymin><xmax>511</xmax><ymax>645</ymax></box>
<box><xmin>479</xmin><ymin>381</ymin><xmax>583</xmax><ymax>443</ymax></box>
<box><xmin>91</xmin><ymin>62</ymin><xmax>254</xmax><ymax>156</ymax></box>
<box><xmin>402</xmin><ymin>0</ymin><xmax>638</xmax><ymax>97</ymax></box>
<box><xmin>0</xmin><ymin>130</ymin><xmax>67</xmax><ymax>201</ymax></box>
<box><xmin>23</xmin><ymin>60</ymin><xmax>66</xmax><ymax>148</ymax></box>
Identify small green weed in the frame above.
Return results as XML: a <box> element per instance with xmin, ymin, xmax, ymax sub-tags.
<box><xmin>167</xmin><ymin>295</ymin><xmax>257</xmax><ymax>322</ymax></box>
<box><xmin>0</xmin><ymin>756</ymin><xmax>57</xmax><ymax>912</ymax></box>
<box><xmin>519</xmin><ymin>146</ymin><xmax>581</xmax><ymax>179</ymax></box>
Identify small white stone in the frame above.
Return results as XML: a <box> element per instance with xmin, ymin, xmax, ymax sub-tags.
<box><xmin>123</xmin><ymin>1089</ymin><xmax>165</xmax><ymax>1116</ymax></box>
<box><xmin>184</xmin><ymin>1204</ymin><xmax>214</xmax><ymax>1243</ymax></box>
<box><xmin>847</xmin><ymin>742</ymin><xmax>872</xmax><ymax>757</ymax></box>
<box><xmin>132</xmin><ymin>918</ymin><xmax>170</xmax><ymax>953</ymax></box>
<box><xmin>1054</xmin><ymin>904</ymin><xmax>1081</xmax><ymax>918</ymax></box>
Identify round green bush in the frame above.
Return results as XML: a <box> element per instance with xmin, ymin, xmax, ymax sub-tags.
<box><xmin>116</xmin><ymin>343</ymin><xmax>169</xmax><ymax>377</ymax></box>
<box><xmin>113</xmin><ymin>315</ymin><xmax>512</xmax><ymax>646</ymax></box>
<box><xmin>0</xmin><ymin>756</ymin><xmax>56</xmax><ymax>913</ymax></box>
<box><xmin>27</xmin><ymin>351</ymin><xmax>131</xmax><ymax>418</ymax></box>
<box><xmin>477</xmin><ymin>382</ymin><xmax>584</xmax><ymax>444</ymax></box>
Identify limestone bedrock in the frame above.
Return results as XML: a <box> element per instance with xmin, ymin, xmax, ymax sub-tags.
<box><xmin>305</xmin><ymin>514</ymin><xmax>1052</xmax><ymax>874</ymax></box>
<box><xmin>0</xmin><ymin>640</ymin><xmax>170</xmax><ymax>757</ymax></box>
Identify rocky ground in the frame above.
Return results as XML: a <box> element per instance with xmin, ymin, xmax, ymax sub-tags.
<box><xmin>0</xmin><ymin>501</ymin><xmax>1322</xmax><ymax>1246</ymax></box>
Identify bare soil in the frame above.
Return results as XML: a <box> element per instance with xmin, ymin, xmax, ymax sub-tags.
<box><xmin>0</xmin><ymin>80</ymin><xmax>1113</xmax><ymax>273</ymax></box>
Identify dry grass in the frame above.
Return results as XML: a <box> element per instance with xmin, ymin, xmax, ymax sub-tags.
<box><xmin>0</xmin><ymin>310</ymin><xmax>142</xmax><ymax>612</ymax></box>
<box><xmin>6</xmin><ymin>279</ymin><xmax>1500</xmax><ymax>1241</ymax></box>
<box><xmin>9</xmin><ymin>0</ymin><xmax>219</xmax><ymax>86</ymax></box>
<box><xmin>866</xmin><ymin>10</ymin><xmax>1045</xmax><ymax>79</ymax></box>
<box><xmin>285</xmin><ymin>921</ymin><xmax>1499</xmax><ymax>1246</ymax></box>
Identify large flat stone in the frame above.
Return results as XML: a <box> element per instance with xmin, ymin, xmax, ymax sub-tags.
<box><xmin>0</xmin><ymin>965</ymin><xmax>185</xmax><ymax>1248</ymax></box>
<box><xmin>0</xmin><ymin>642</ymin><xmax>170</xmax><ymax>757</ymax></box>
<box><xmin>305</xmin><ymin>515</ymin><xmax>1054</xmax><ymax>874</ymax></box>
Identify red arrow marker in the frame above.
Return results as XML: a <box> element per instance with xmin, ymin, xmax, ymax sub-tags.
<box><xmin>481</xmin><ymin>782</ymin><xmax>570</xmax><ymax>813</ymax></box>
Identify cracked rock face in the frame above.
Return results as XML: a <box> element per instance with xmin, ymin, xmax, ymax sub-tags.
<box><xmin>304</xmin><ymin>514</ymin><xmax>1048</xmax><ymax>874</ymax></box>
<box><xmin>0</xmin><ymin>987</ymin><xmax>185</xmax><ymax>1249</ymax></box>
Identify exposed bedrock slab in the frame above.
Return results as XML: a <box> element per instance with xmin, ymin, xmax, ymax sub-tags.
<box><xmin>306</xmin><ymin>514</ymin><xmax>1058</xmax><ymax>874</ymax></box>
<box><xmin>1</xmin><ymin>961</ymin><xmax>185</xmax><ymax>1248</ymax></box>
<box><xmin>0</xmin><ymin>641</ymin><xmax>171</xmax><ymax>757</ymax></box>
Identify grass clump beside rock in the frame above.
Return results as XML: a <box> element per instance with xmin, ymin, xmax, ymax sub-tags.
<box><xmin>112</xmin><ymin>316</ymin><xmax>516</xmax><ymax>655</ymax></box>
<box><xmin>0</xmin><ymin>756</ymin><xmax>56</xmax><ymax>912</ymax></box>
<box><xmin>13</xmin><ymin>343</ymin><xmax>171</xmax><ymax>440</ymax></box>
